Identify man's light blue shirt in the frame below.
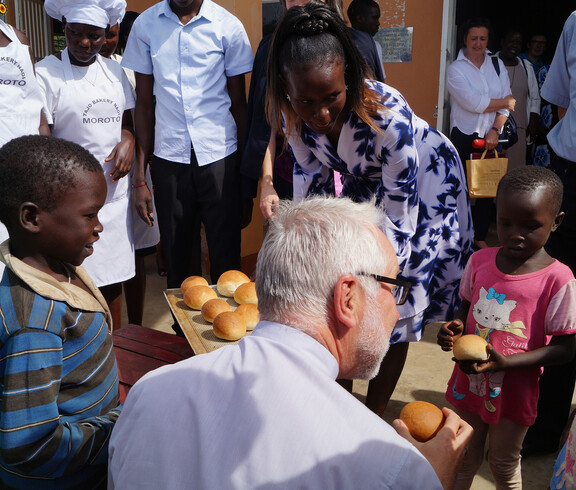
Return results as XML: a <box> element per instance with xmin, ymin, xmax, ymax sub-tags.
<box><xmin>541</xmin><ymin>11</ymin><xmax>576</xmax><ymax>161</ymax></box>
<box><xmin>122</xmin><ymin>0</ymin><xmax>254</xmax><ymax>166</ymax></box>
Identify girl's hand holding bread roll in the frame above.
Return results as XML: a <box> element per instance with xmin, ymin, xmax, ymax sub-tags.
<box><xmin>437</xmin><ymin>319</ymin><xmax>464</xmax><ymax>352</ymax></box>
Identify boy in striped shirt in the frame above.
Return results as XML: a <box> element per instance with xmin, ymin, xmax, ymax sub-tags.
<box><xmin>0</xmin><ymin>135</ymin><xmax>121</xmax><ymax>488</ymax></box>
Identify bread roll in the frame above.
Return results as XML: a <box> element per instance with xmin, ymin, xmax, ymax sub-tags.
<box><xmin>212</xmin><ymin>311</ymin><xmax>246</xmax><ymax>341</ymax></box>
<box><xmin>233</xmin><ymin>281</ymin><xmax>258</xmax><ymax>305</ymax></box>
<box><xmin>217</xmin><ymin>270</ymin><xmax>250</xmax><ymax>297</ymax></box>
<box><xmin>453</xmin><ymin>334</ymin><xmax>489</xmax><ymax>361</ymax></box>
<box><xmin>235</xmin><ymin>303</ymin><xmax>259</xmax><ymax>331</ymax></box>
<box><xmin>201</xmin><ymin>298</ymin><xmax>231</xmax><ymax>323</ymax></box>
<box><xmin>181</xmin><ymin>275</ymin><xmax>209</xmax><ymax>294</ymax></box>
<box><xmin>400</xmin><ymin>401</ymin><xmax>445</xmax><ymax>442</ymax></box>
<box><xmin>183</xmin><ymin>285</ymin><xmax>217</xmax><ymax>310</ymax></box>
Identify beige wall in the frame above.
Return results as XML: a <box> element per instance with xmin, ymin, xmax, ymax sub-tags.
<box><xmin>373</xmin><ymin>0</ymin><xmax>443</xmax><ymax>125</ymax></box>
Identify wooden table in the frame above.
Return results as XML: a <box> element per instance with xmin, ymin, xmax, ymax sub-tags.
<box><xmin>113</xmin><ymin>324</ymin><xmax>194</xmax><ymax>402</ymax></box>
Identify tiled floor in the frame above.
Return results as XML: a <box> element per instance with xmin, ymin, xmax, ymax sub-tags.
<box><xmin>123</xmin><ymin>242</ymin><xmax>572</xmax><ymax>489</ymax></box>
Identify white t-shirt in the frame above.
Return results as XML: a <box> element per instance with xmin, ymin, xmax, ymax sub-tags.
<box><xmin>109</xmin><ymin>321</ymin><xmax>442</xmax><ymax>489</ymax></box>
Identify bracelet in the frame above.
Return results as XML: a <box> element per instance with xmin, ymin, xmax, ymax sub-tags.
<box><xmin>491</xmin><ymin>126</ymin><xmax>501</xmax><ymax>135</ymax></box>
<box><xmin>132</xmin><ymin>182</ymin><xmax>147</xmax><ymax>189</ymax></box>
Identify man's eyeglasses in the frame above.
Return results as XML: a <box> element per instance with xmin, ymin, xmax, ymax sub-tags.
<box><xmin>357</xmin><ymin>273</ymin><xmax>413</xmax><ymax>305</ymax></box>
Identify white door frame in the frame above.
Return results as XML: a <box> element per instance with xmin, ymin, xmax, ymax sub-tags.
<box><xmin>436</xmin><ymin>0</ymin><xmax>457</xmax><ymax>133</ymax></box>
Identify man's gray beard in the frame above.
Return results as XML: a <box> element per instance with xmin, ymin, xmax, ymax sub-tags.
<box><xmin>348</xmin><ymin>292</ymin><xmax>391</xmax><ymax>380</ymax></box>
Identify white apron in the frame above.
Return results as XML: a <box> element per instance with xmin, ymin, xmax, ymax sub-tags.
<box><xmin>51</xmin><ymin>48</ymin><xmax>134</xmax><ymax>286</ymax></box>
<box><xmin>0</xmin><ymin>21</ymin><xmax>46</xmax><ymax>276</ymax></box>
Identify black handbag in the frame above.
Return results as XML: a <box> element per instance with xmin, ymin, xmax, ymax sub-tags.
<box><xmin>491</xmin><ymin>56</ymin><xmax>518</xmax><ymax>150</ymax></box>
<box><xmin>501</xmin><ymin>113</ymin><xmax>518</xmax><ymax>150</ymax></box>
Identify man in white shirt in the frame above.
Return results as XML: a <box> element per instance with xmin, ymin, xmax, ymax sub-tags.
<box><xmin>523</xmin><ymin>10</ymin><xmax>576</xmax><ymax>458</ymax></box>
<box><xmin>108</xmin><ymin>196</ymin><xmax>472</xmax><ymax>489</ymax></box>
<box><xmin>121</xmin><ymin>0</ymin><xmax>253</xmax><ymax>294</ymax></box>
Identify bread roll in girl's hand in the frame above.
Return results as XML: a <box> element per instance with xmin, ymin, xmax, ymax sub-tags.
<box><xmin>453</xmin><ymin>334</ymin><xmax>489</xmax><ymax>361</ymax></box>
<box><xmin>399</xmin><ymin>401</ymin><xmax>446</xmax><ymax>442</ymax></box>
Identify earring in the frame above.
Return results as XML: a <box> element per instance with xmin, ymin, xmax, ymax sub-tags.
<box><xmin>286</xmin><ymin>94</ymin><xmax>291</xmax><ymax>101</ymax></box>
<box><xmin>345</xmin><ymin>85</ymin><xmax>349</xmax><ymax>91</ymax></box>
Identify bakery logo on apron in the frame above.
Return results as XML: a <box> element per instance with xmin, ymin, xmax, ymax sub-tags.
<box><xmin>0</xmin><ymin>56</ymin><xmax>27</xmax><ymax>86</ymax></box>
<box><xmin>83</xmin><ymin>98</ymin><xmax>122</xmax><ymax>124</ymax></box>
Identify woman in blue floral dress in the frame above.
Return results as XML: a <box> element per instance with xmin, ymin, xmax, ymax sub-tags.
<box><xmin>265</xmin><ymin>1</ymin><xmax>474</xmax><ymax>414</ymax></box>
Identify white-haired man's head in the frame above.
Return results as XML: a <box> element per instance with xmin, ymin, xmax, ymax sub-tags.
<box><xmin>255</xmin><ymin>196</ymin><xmax>400</xmax><ymax>379</ymax></box>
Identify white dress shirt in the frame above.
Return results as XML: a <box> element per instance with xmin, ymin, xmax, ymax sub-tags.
<box><xmin>108</xmin><ymin>321</ymin><xmax>441</xmax><ymax>489</ymax></box>
<box><xmin>447</xmin><ymin>49</ymin><xmax>512</xmax><ymax>137</ymax></box>
<box><xmin>541</xmin><ymin>11</ymin><xmax>576</xmax><ymax>160</ymax></box>
<box><xmin>121</xmin><ymin>0</ymin><xmax>253</xmax><ymax>166</ymax></box>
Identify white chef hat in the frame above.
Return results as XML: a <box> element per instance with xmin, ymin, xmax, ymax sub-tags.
<box><xmin>44</xmin><ymin>0</ymin><xmax>126</xmax><ymax>29</ymax></box>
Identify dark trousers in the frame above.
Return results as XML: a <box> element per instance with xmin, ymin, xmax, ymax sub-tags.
<box><xmin>150</xmin><ymin>150</ymin><xmax>242</xmax><ymax>288</ymax></box>
<box><xmin>449</xmin><ymin>127</ymin><xmax>493</xmax><ymax>242</ymax></box>
<box><xmin>526</xmin><ymin>155</ymin><xmax>576</xmax><ymax>450</ymax></box>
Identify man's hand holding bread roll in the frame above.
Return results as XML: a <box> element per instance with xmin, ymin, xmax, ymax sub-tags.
<box><xmin>393</xmin><ymin>408</ymin><xmax>473</xmax><ymax>490</ymax></box>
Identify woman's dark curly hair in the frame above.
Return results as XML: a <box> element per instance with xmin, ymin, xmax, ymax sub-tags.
<box><xmin>266</xmin><ymin>1</ymin><xmax>383</xmax><ymax>138</ymax></box>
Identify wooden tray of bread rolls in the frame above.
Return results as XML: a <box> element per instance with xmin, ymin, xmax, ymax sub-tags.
<box><xmin>164</xmin><ymin>287</ymin><xmax>253</xmax><ymax>355</ymax></box>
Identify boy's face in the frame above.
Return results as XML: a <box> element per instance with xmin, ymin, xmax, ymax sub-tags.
<box><xmin>496</xmin><ymin>187</ymin><xmax>562</xmax><ymax>262</ymax></box>
<box><xmin>39</xmin><ymin>170</ymin><xmax>107</xmax><ymax>267</ymax></box>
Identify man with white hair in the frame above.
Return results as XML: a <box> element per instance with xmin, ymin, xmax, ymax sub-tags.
<box><xmin>108</xmin><ymin>197</ymin><xmax>472</xmax><ymax>489</ymax></box>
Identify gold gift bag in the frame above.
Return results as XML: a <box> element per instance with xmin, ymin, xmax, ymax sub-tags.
<box><xmin>466</xmin><ymin>149</ymin><xmax>508</xmax><ymax>198</ymax></box>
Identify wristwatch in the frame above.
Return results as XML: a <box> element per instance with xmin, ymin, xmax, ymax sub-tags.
<box><xmin>491</xmin><ymin>126</ymin><xmax>502</xmax><ymax>135</ymax></box>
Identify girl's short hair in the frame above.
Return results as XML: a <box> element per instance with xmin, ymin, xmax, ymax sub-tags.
<box><xmin>497</xmin><ymin>166</ymin><xmax>563</xmax><ymax>215</ymax></box>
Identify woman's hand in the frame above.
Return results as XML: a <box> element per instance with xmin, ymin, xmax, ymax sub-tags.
<box><xmin>260</xmin><ymin>182</ymin><xmax>279</xmax><ymax>220</ymax></box>
<box><xmin>106</xmin><ymin>129</ymin><xmax>135</xmax><ymax>182</ymax></box>
<box><xmin>504</xmin><ymin>95</ymin><xmax>516</xmax><ymax>112</ymax></box>
<box><xmin>485</xmin><ymin>128</ymin><xmax>500</xmax><ymax>150</ymax></box>
<box><xmin>437</xmin><ymin>319</ymin><xmax>464</xmax><ymax>352</ymax></box>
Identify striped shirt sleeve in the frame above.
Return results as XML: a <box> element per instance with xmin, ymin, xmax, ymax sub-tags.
<box><xmin>0</xmin><ymin>328</ymin><xmax>120</xmax><ymax>479</ymax></box>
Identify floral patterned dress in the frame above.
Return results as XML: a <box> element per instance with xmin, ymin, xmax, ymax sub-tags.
<box><xmin>287</xmin><ymin>81</ymin><xmax>474</xmax><ymax>342</ymax></box>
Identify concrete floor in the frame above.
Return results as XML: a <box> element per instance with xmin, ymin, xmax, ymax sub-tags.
<box><xmin>123</xmin><ymin>252</ymin><xmax>572</xmax><ymax>490</ymax></box>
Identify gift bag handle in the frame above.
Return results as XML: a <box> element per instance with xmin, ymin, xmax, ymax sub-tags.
<box><xmin>480</xmin><ymin>149</ymin><xmax>498</xmax><ymax>160</ymax></box>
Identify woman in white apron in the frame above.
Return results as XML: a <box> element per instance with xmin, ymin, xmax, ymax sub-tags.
<box><xmin>100</xmin><ymin>17</ymin><xmax>160</xmax><ymax>326</ymax></box>
<box><xmin>36</xmin><ymin>0</ymin><xmax>135</xmax><ymax>329</ymax></box>
<box><xmin>0</xmin><ymin>20</ymin><xmax>49</xmax><ymax>277</ymax></box>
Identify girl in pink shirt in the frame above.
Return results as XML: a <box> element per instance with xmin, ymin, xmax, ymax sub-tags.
<box><xmin>438</xmin><ymin>166</ymin><xmax>576</xmax><ymax>489</ymax></box>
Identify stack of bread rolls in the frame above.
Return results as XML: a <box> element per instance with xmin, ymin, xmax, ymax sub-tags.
<box><xmin>179</xmin><ymin>271</ymin><xmax>260</xmax><ymax>341</ymax></box>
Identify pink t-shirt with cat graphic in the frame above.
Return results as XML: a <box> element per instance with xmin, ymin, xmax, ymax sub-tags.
<box><xmin>446</xmin><ymin>247</ymin><xmax>576</xmax><ymax>426</ymax></box>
